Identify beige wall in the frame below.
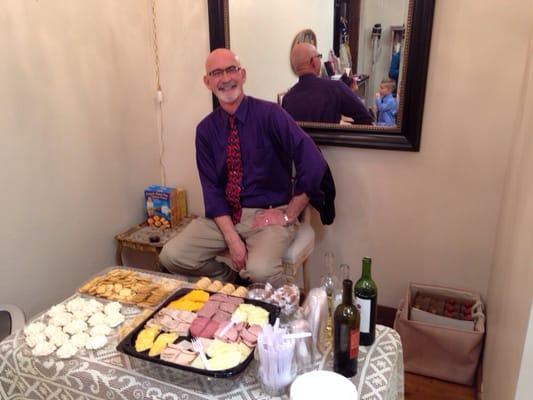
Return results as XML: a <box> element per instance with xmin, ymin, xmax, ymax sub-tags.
<box><xmin>308</xmin><ymin>0</ymin><xmax>531</xmax><ymax>306</ymax></box>
<box><xmin>229</xmin><ymin>0</ymin><xmax>334</xmax><ymax>102</ymax></box>
<box><xmin>483</xmin><ymin>21</ymin><xmax>533</xmax><ymax>399</ymax></box>
<box><xmin>0</xmin><ymin>0</ymin><xmax>160</xmax><ymax>318</ymax></box>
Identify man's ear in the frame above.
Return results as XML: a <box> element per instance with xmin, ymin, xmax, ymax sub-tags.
<box><xmin>241</xmin><ymin>68</ymin><xmax>247</xmax><ymax>83</ymax></box>
<box><xmin>203</xmin><ymin>75</ymin><xmax>210</xmax><ymax>89</ymax></box>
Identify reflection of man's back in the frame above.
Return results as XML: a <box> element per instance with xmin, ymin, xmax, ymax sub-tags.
<box><xmin>281</xmin><ymin>43</ymin><xmax>373</xmax><ymax>125</ymax></box>
<box><xmin>282</xmin><ymin>74</ymin><xmax>373</xmax><ymax>125</ymax></box>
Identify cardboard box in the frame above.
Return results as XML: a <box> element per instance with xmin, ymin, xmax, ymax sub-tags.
<box><xmin>145</xmin><ymin>185</ymin><xmax>187</xmax><ymax>228</ymax></box>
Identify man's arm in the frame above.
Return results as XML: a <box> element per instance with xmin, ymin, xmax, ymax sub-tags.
<box><xmin>214</xmin><ymin>215</ymin><xmax>247</xmax><ymax>271</ymax></box>
<box><xmin>339</xmin><ymin>82</ymin><xmax>374</xmax><ymax>125</ymax></box>
<box><xmin>252</xmin><ymin>106</ymin><xmax>326</xmax><ymax>229</ymax></box>
<box><xmin>251</xmin><ymin>192</ymin><xmax>309</xmax><ymax>229</ymax></box>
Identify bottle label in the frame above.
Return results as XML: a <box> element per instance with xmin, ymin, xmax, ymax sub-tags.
<box><xmin>350</xmin><ymin>329</ymin><xmax>359</xmax><ymax>359</ymax></box>
<box><xmin>356</xmin><ymin>297</ymin><xmax>371</xmax><ymax>333</ymax></box>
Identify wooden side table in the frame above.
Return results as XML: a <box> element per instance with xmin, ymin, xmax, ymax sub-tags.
<box><xmin>115</xmin><ymin>217</ymin><xmax>194</xmax><ymax>272</ymax></box>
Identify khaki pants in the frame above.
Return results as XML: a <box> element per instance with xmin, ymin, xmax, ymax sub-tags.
<box><xmin>159</xmin><ymin>208</ymin><xmax>296</xmax><ymax>283</ymax></box>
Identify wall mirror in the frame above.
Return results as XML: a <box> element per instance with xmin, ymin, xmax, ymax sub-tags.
<box><xmin>208</xmin><ymin>0</ymin><xmax>435</xmax><ymax>151</ymax></box>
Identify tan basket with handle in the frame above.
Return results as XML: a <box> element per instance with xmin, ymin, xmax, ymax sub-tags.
<box><xmin>393</xmin><ymin>282</ymin><xmax>485</xmax><ymax>385</ymax></box>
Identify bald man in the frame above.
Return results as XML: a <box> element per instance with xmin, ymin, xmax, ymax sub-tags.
<box><xmin>159</xmin><ymin>48</ymin><xmax>328</xmax><ymax>285</ymax></box>
<box><xmin>282</xmin><ymin>43</ymin><xmax>373</xmax><ymax>125</ymax></box>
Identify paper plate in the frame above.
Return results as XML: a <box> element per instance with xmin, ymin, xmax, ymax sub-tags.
<box><xmin>290</xmin><ymin>370</ymin><xmax>358</xmax><ymax>400</ymax></box>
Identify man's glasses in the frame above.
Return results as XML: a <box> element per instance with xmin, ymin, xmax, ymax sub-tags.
<box><xmin>207</xmin><ymin>65</ymin><xmax>241</xmax><ymax>78</ymax></box>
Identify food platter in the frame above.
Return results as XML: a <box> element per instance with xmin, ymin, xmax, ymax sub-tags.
<box><xmin>117</xmin><ymin>288</ymin><xmax>280</xmax><ymax>378</ymax></box>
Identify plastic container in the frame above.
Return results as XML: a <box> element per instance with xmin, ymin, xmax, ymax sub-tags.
<box><xmin>116</xmin><ymin>288</ymin><xmax>280</xmax><ymax>378</ymax></box>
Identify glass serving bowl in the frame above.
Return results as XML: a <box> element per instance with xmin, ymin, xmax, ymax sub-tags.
<box><xmin>246</xmin><ymin>283</ymin><xmax>267</xmax><ymax>301</ymax></box>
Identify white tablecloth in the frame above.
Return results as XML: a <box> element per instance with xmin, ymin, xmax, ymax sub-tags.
<box><xmin>0</xmin><ymin>282</ymin><xmax>403</xmax><ymax>400</ymax></box>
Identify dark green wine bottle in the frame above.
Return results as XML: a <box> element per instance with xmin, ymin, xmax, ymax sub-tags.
<box><xmin>354</xmin><ymin>257</ymin><xmax>378</xmax><ymax>346</ymax></box>
<box><xmin>333</xmin><ymin>279</ymin><xmax>360</xmax><ymax>377</ymax></box>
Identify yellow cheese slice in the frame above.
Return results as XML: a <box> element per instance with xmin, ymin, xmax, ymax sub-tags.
<box><xmin>207</xmin><ymin>350</ymin><xmax>242</xmax><ymax>371</ymax></box>
<box><xmin>135</xmin><ymin>326</ymin><xmax>159</xmax><ymax>352</ymax></box>
<box><xmin>148</xmin><ymin>332</ymin><xmax>178</xmax><ymax>357</ymax></box>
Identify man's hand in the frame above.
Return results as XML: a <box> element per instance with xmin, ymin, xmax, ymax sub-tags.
<box><xmin>227</xmin><ymin>235</ymin><xmax>247</xmax><ymax>271</ymax></box>
<box><xmin>251</xmin><ymin>208</ymin><xmax>286</xmax><ymax>229</ymax></box>
<box><xmin>375</xmin><ymin>92</ymin><xmax>381</xmax><ymax>100</ymax></box>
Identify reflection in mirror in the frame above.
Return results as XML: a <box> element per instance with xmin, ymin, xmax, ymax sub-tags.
<box><xmin>210</xmin><ymin>0</ymin><xmax>436</xmax><ymax>151</ymax></box>
<box><xmin>229</xmin><ymin>0</ymin><xmax>408</xmax><ymax>129</ymax></box>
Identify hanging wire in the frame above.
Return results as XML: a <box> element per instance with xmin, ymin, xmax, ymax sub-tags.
<box><xmin>151</xmin><ymin>0</ymin><xmax>166</xmax><ymax>186</ymax></box>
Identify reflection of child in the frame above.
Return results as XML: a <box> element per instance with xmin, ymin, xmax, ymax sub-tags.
<box><xmin>146</xmin><ymin>196</ymin><xmax>154</xmax><ymax>217</ymax></box>
<box><xmin>375</xmin><ymin>79</ymin><xmax>398</xmax><ymax>126</ymax></box>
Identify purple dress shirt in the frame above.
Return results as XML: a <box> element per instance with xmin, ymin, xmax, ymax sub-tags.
<box><xmin>282</xmin><ymin>74</ymin><xmax>374</xmax><ymax>124</ymax></box>
<box><xmin>196</xmin><ymin>96</ymin><xmax>327</xmax><ymax>219</ymax></box>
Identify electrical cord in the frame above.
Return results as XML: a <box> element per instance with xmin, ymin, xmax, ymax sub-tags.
<box><xmin>151</xmin><ymin>0</ymin><xmax>166</xmax><ymax>186</ymax></box>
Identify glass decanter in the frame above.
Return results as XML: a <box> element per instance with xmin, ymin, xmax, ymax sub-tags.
<box><xmin>320</xmin><ymin>252</ymin><xmax>340</xmax><ymax>341</ymax></box>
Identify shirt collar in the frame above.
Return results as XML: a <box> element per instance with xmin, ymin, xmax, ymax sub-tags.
<box><xmin>218</xmin><ymin>95</ymin><xmax>250</xmax><ymax>128</ymax></box>
<box><xmin>298</xmin><ymin>73</ymin><xmax>318</xmax><ymax>83</ymax></box>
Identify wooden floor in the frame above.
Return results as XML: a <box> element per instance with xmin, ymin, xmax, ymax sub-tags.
<box><xmin>405</xmin><ymin>373</ymin><xmax>477</xmax><ymax>400</ymax></box>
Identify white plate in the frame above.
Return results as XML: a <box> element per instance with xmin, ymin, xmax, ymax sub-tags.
<box><xmin>290</xmin><ymin>370</ymin><xmax>358</xmax><ymax>400</ymax></box>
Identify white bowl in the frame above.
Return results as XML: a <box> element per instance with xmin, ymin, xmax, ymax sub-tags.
<box><xmin>290</xmin><ymin>370</ymin><xmax>358</xmax><ymax>400</ymax></box>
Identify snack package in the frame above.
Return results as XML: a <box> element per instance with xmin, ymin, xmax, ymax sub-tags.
<box><xmin>145</xmin><ymin>185</ymin><xmax>187</xmax><ymax>228</ymax></box>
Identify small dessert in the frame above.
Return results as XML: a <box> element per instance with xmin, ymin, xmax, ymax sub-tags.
<box><xmin>196</xmin><ymin>277</ymin><xmax>211</xmax><ymax>290</ymax></box>
<box><xmin>85</xmin><ymin>335</ymin><xmax>108</xmax><ymax>350</ymax></box>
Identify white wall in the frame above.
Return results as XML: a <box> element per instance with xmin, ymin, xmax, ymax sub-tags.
<box><xmin>229</xmin><ymin>0</ymin><xmax>334</xmax><ymax>102</ymax></box>
<box><xmin>0</xmin><ymin>0</ymin><xmax>160</xmax><ymax>318</ymax></box>
<box><xmin>515</xmin><ymin>307</ymin><xmax>533</xmax><ymax>400</ymax></box>
<box><xmin>482</xmin><ymin>20</ymin><xmax>533</xmax><ymax>399</ymax></box>
<box><xmin>155</xmin><ymin>0</ymin><xmax>212</xmax><ymax>215</ymax></box>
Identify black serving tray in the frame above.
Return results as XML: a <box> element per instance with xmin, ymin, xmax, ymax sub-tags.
<box><xmin>116</xmin><ymin>287</ymin><xmax>280</xmax><ymax>378</ymax></box>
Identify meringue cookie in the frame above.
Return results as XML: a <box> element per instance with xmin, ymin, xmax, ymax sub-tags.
<box><xmin>86</xmin><ymin>299</ymin><xmax>104</xmax><ymax>314</ymax></box>
<box><xmin>26</xmin><ymin>333</ymin><xmax>47</xmax><ymax>348</ymax></box>
<box><xmin>104</xmin><ymin>302</ymin><xmax>121</xmax><ymax>315</ymax></box>
<box><xmin>48</xmin><ymin>304</ymin><xmax>67</xmax><ymax>318</ymax></box>
<box><xmin>104</xmin><ymin>313</ymin><xmax>125</xmax><ymax>328</ymax></box>
<box><xmin>88</xmin><ymin>312</ymin><xmax>106</xmax><ymax>327</ymax></box>
<box><xmin>32</xmin><ymin>340</ymin><xmax>56</xmax><ymax>356</ymax></box>
<box><xmin>85</xmin><ymin>335</ymin><xmax>107</xmax><ymax>350</ymax></box>
<box><xmin>70</xmin><ymin>332</ymin><xmax>90</xmax><ymax>348</ymax></box>
<box><xmin>49</xmin><ymin>312</ymin><xmax>73</xmax><ymax>327</ymax></box>
<box><xmin>44</xmin><ymin>325</ymin><xmax>64</xmax><ymax>339</ymax></box>
<box><xmin>24</xmin><ymin>322</ymin><xmax>46</xmax><ymax>336</ymax></box>
<box><xmin>90</xmin><ymin>324</ymin><xmax>111</xmax><ymax>337</ymax></box>
<box><xmin>63</xmin><ymin>320</ymin><xmax>88</xmax><ymax>335</ymax></box>
<box><xmin>71</xmin><ymin>309</ymin><xmax>90</xmax><ymax>321</ymax></box>
<box><xmin>66</xmin><ymin>298</ymin><xmax>86</xmax><ymax>313</ymax></box>
<box><xmin>56</xmin><ymin>342</ymin><xmax>77</xmax><ymax>359</ymax></box>
<box><xmin>49</xmin><ymin>331</ymin><xmax>70</xmax><ymax>348</ymax></box>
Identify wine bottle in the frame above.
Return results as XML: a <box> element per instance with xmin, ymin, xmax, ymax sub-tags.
<box><xmin>354</xmin><ymin>257</ymin><xmax>378</xmax><ymax>346</ymax></box>
<box><xmin>333</xmin><ymin>278</ymin><xmax>360</xmax><ymax>377</ymax></box>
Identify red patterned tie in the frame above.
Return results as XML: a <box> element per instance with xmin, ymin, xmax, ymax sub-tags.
<box><xmin>225</xmin><ymin>115</ymin><xmax>243</xmax><ymax>224</ymax></box>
